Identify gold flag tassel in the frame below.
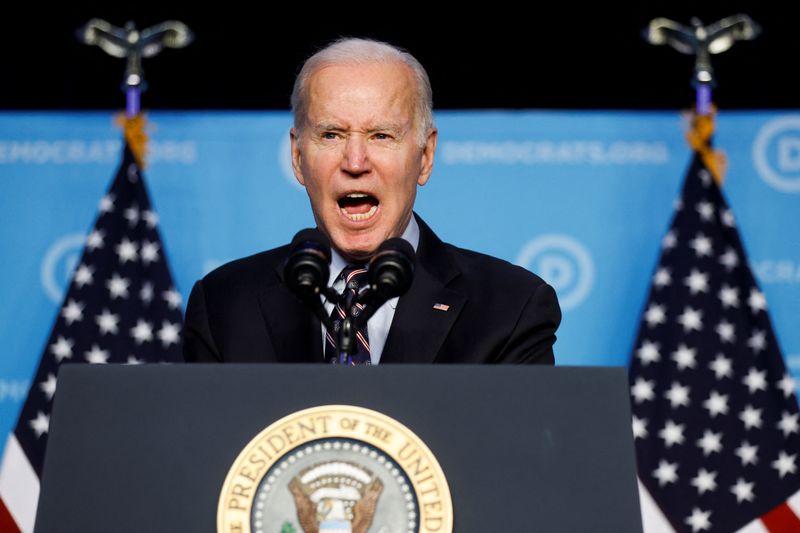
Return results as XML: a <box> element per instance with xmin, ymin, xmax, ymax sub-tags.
<box><xmin>115</xmin><ymin>113</ymin><xmax>149</xmax><ymax>169</ymax></box>
<box><xmin>685</xmin><ymin>106</ymin><xmax>728</xmax><ymax>186</ymax></box>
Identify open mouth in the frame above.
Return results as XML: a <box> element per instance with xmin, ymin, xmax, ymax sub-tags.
<box><xmin>338</xmin><ymin>192</ymin><xmax>379</xmax><ymax>221</ymax></box>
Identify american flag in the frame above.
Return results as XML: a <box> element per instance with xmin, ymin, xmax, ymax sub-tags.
<box><xmin>0</xmin><ymin>142</ymin><xmax>183</xmax><ymax>533</ymax></box>
<box><xmin>630</xmin><ymin>152</ymin><xmax>800</xmax><ymax>532</ymax></box>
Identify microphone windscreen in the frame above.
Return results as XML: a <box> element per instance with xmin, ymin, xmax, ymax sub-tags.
<box><xmin>289</xmin><ymin>228</ymin><xmax>331</xmax><ymax>260</ymax></box>
<box><xmin>369</xmin><ymin>238</ymin><xmax>415</xmax><ymax>298</ymax></box>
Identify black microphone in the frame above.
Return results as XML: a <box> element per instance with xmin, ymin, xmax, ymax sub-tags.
<box><xmin>284</xmin><ymin>228</ymin><xmax>333</xmax><ymax>329</ymax></box>
<box><xmin>369</xmin><ymin>238</ymin><xmax>415</xmax><ymax>299</ymax></box>
<box><xmin>353</xmin><ymin>238</ymin><xmax>415</xmax><ymax>328</ymax></box>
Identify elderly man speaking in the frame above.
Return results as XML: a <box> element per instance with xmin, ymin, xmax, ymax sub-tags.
<box><xmin>182</xmin><ymin>38</ymin><xmax>561</xmax><ymax>365</ymax></box>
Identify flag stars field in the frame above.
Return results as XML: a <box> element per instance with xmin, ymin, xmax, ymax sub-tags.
<box><xmin>778</xmin><ymin>412</ymin><xmax>799</xmax><ymax>437</ymax></box>
<box><xmin>130</xmin><ymin>319</ymin><xmax>154</xmax><ymax>344</ymax></box>
<box><xmin>84</xmin><ymin>344</ymin><xmax>109</xmax><ymax>364</ymax></box>
<box><xmin>690</xmin><ymin>468</ymin><xmax>717</xmax><ymax>494</ymax></box>
<box><xmin>106</xmin><ymin>273</ymin><xmax>131</xmax><ymax>299</ymax></box>
<box><xmin>771</xmin><ymin>452</ymin><xmax>797</xmax><ymax>478</ymax></box>
<box><xmin>718</xmin><ymin>285</ymin><xmax>739</xmax><ymax>308</ymax></box>
<box><xmin>696</xmin><ymin>430</ymin><xmax>723</xmax><ymax>456</ymax></box>
<box><xmin>632</xmin><ymin>416</ymin><xmax>648</xmax><ymax>439</ymax></box>
<box><xmin>163</xmin><ymin>288</ymin><xmax>182</xmax><ymax>309</ymax></box>
<box><xmin>644</xmin><ymin>304</ymin><xmax>667</xmax><ymax>327</ymax></box>
<box><xmin>637</xmin><ymin>340</ymin><xmax>661</xmax><ymax>365</ymax></box>
<box><xmin>115</xmin><ymin>238</ymin><xmax>138</xmax><ymax>263</ymax></box>
<box><xmin>677</xmin><ymin>307</ymin><xmax>703</xmax><ymax>333</ymax></box>
<box><xmin>730</xmin><ymin>478</ymin><xmax>755</xmax><ymax>504</ymax></box>
<box><xmin>653</xmin><ymin>460</ymin><xmax>679</xmax><ymax>486</ymax></box>
<box><xmin>715</xmin><ymin>320</ymin><xmax>735</xmax><ymax>343</ymax></box>
<box><xmin>157</xmin><ymin>321</ymin><xmax>181</xmax><ymax>347</ymax></box>
<box><xmin>142</xmin><ymin>209</ymin><xmax>158</xmax><ymax>228</ymax></box>
<box><xmin>659</xmin><ymin>420</ymin><xmax>686</xmax><ymax>447</ymax></box>
<box><xmin>653</xmin><ymin>267</ymin><xmax>672</xmax><ymax>288</ymax></box>
<box><xmin>703</xmin><ymin>390</ymin><xmax>730</xmax><ymax>418</ymax></box>
<box><xmin>739</xmin><ymin>405</ymin><xmax>763</xmax><ymax>430</ymax></box>
<box><xmin>50</xmin><ymin>336</ymin><xmax>73</xmax><ymax>362</ymax></box>
<box><xmin>672</xmin><ymin>344</ymin><xmax>697</xmax><ymax>370</ymax></box>
<box><xmin>735</xmin><ymin>441</ymin><xmax>759</xmax><ymax>466</ymax></box>
<box><xmin>631</xmin><ymin>377</ymin><xmax>656</xmax><ymax>403</ymax></box>
<box><xmin>141</xmin><ymin>240</ymin><xmax>160</xmax><ymax>264</ymax></box>
<box><xmin>684</xmin><ymin>269</ymin><xmax>709</xmax><ymax>294</ymax></box>
<box><xmin>719</xmin><ymin>248</ymin><xmax>739</xmax><ymax>271</ymax></box>
<box><xmin>665</xmin><ymin>382</ymin><xmax>691</xmax><ymax>408</ymax></box>
<box><xmin>685</xmin><ymin>508</ymin><xmax>711</xmax><ymax>532</ymax></box>
<box><xmin>123</xmin><ymin>204</ymin><xmax>139</xmax><ymax>226</ymax></box>
<box><xmin>708</xmin><ymin>354</ymin><xmax>733</xmax><ymax>380</ymax></box>
<box><xmin>29</xmin><ymin>412</ymin><xmax>49</xmax><ymax>438</ymax></box>
<box><xmin>95</xmin><ymin>309</ymin><xmax>120</xmax><ymax>335</ymax></box>
<box><xmin>747</xmin><ymin>330</ymin><xmax>766</xmax><ymax>354</ymax></box>
<box><xmin>74</xmin><ymin>264</ymin><xmax>94</xmax><ymax>287</ymax></box>
<box><xmin>39</xmin><ymin>374</ymin><xmax>56</xmax><ymax>401</ymax></box>
<box><xmin>61</xmin><ymin>299</ymin><xmax>84</xmax><ymax>325</ymax></box>
<box><xmin>689</xmin><ymin>233</ymin><xmax>713</xmax><ymax>257</ymax></box>
<box><xmin>742</xmin><ymin>368</ymin><xmax>767</xmax><ymax>394</ymax></box>
<box><xmin>86</xmin><ymin>229</ymin><xmax>105</xmax><ymax>251</ymax></box>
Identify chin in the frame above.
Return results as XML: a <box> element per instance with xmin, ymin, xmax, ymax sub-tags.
<box><xmin>336</xmin><ymin>235</ymin><xmax>383</xmax><ymax>261</ymax></box>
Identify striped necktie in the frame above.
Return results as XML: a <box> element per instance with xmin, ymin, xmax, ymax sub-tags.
<box><xmin>325</xmin><ymin>265</ymin><xmax>371</xmax><ymax>364</ymax></box>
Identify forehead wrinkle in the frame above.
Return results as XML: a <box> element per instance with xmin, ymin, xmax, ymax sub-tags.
<box><xmin>304</xmin><ymin>63</ymin><xmax>419</xmax><ymax>135</ymax></box>
<box><xmin>311</xmin><ymin>120</ymin><xmax>408</xmax><ymax>136</ymax></box>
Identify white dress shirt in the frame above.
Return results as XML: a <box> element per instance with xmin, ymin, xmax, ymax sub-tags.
<box><xmin>321</xmin><ymin>217</ymin><xmax>420</xmax><ymax>364</ymax></box>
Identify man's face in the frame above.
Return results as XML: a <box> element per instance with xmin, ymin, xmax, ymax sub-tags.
<box><xmin>291</xmin><ymin>62</ymin><xmax>437</xmax><ymax>262</ymax></box>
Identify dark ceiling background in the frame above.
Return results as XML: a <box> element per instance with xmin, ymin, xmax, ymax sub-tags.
<box><xmin>2</xmin><ymin>3</ymin><xmax>797</xmax><ymax>111</ymax></box>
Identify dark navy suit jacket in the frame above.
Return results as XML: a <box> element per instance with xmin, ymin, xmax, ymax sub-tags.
<box><xmin>182</xmin><ymin>216</ymin><xmax>561</xmax><ymax>364</ymax></box>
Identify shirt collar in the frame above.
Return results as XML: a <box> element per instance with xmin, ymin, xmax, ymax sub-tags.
<box><xmin>328</xmin><ymin>215</ymin><xmax>420</xmax><ymax>284</ymax></box>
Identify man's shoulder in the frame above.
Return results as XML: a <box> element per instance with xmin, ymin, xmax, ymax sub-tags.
<box><xmin>442</xmin><ymin>242</ymin><xmax>549</xmax><ymax>294</ymax></box>
<box><xmin>201</xmin><ymin>244</ymin><xmax>290</xmax><ymax>291</ymax></box>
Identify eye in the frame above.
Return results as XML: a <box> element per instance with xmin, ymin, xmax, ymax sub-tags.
<box><xmin>373</xmin><ymin>132</ymin><xmax>392</xmax><ymax>141</ymax></box>
<box><xmin>321</xmin><ymin>132</ymin><xmax>339</xmax><ymax>140</ymax></box>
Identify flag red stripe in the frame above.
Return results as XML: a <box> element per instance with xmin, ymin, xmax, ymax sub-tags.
<box><xmin>761</xmin><ymin>501</ymin><xmax>800</xmax><ymax>532</ymax></box>
<box><xmin>0</xmin><ymin>497</ymin><xmax>21</xmax><ymax>533</ymax></box>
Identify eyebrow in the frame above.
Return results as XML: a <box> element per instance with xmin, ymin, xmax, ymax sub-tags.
<box><xmin>312</xmin><ymin>122</ymin><xmax>405</xmax><ymax>135</ymax></box>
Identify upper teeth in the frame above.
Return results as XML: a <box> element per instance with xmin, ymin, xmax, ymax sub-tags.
<box><xmin>347</xmin><ymin>193</ymin><xmax>368</xmax><ymax>198</ymax></box>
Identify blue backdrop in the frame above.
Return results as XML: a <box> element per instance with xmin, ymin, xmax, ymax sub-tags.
<box><xmin>1</xmin><ymin>110</ymin><xmax>798</xmax><ymax>451</ymax></box>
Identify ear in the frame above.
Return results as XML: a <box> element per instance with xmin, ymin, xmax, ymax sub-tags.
<box><xmin>417</xmin><ymin>128</ymin><xmax>437</xmax><ymax>186</ymax></box>
<box><xmin>290</xmin><ymin>128</ymin><xmax>306</xmax><ymax>186</ymax></box>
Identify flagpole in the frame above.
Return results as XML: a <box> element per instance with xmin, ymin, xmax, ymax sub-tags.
<box><xmin>76</xmin><ymin>19</ymin><xmax>193</xmax><ymax>118</ymax></box>
<box><xmin>644</xmin><ymin>14</ymin><xmax>760</xmax><ymax>116</ymax></box>
<box><xmin>126</xmin><ymin>87</ymin><xmax>140</xmax><ymax>118</ymax></box>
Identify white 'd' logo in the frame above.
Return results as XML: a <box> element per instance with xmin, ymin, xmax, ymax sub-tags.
<box><xmin>41</xmin><ymin>233</ymin><xmax>86</xmax><ymax>303</ymax></box>
<box><xmin>753</xmin><ymin>116</ymin><xmax>800</xmax><ymax>193</ymax></box>
<box><xmin>516</xmin><ymin>234</ymin><xmax>594</xmax><ymax>311</ymax></box>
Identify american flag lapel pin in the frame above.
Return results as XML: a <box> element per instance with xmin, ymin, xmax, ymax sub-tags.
<box><xmin>432</xmin><ymin>303</ymin><xmax>450</xmax><ymax>312</ymax></box>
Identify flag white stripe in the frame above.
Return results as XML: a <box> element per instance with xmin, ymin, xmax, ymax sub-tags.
<box><xmin>638</xmin><ymin>479</ymin><xmax>675</xmax><ymax>533</ymax></box>
<box><xmin>0</xmin><ymin>435</ymin><xmax>39</xmax><ymax>533</ymax></box>
<box><xmin>737</xmin><ymin>519</ymin><xmax>769</xmax><ymax>533</ymax></box>
<box><xmin>787</xmin><ymin>488</ymin><xmax>800</xmax><ymax>517</ymax></box>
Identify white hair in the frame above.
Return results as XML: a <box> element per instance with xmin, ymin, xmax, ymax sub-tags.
<box><xmin>290</xmin><ymin>37</ymin><xmax>434</xmax><ymax>147</ymax></box>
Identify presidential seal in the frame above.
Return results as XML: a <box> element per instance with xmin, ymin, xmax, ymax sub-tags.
<box><xmin>218</xmin><ymin>405</ymin><xmax>453</xmax><ymax>533</ymax></box>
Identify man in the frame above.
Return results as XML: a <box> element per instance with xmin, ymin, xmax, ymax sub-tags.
<box><xmin>182</xmin><ymin>38</ymin><xmax>561</xmax><ymax>364</ymax></box>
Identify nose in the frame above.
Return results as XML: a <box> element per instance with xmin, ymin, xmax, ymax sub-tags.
<box><xmin>341</xmin><ymin>134</ymin><xmax>370</xmax><ymax>176</ymax></box>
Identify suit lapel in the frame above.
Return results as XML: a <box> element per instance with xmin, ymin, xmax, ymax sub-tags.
<box><xmin>255</xmin><ymin>264</ymin><xmax>323</xmax><ymax>363</ymax></box>
<box><xmin>381</xmin><ymin>216</ymin><xmax>466</xmax><ymax>363</ymax></box>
